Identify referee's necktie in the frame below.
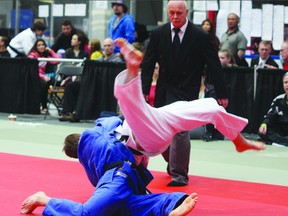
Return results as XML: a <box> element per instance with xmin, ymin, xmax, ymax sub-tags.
<box><xmin>173</xmin><ymin>28</ymin><xmax>181</xmax><ymax>56</ymax></box>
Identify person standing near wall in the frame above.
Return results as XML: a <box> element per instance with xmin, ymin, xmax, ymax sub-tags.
<box><xmin>141</xmin><ymin>0</ymin><xmax>228</xmax><ymax>186</ymax></box>
<box><xmin>108</xmin><ymin>0</ymin><xmax>135</xmax><ymax>54</ymax></box>
<box><xmin>220</xmin><ymin>13</ymin><xmax>248</xmax><ymax>67</ymax></box>
<box><xmin>201</xmin><ymin>19</ymin><xmax>220</xmax><ymax>51</ymax></box>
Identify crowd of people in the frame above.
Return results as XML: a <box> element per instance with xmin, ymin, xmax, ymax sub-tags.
<box><xmin>0</xmin><ymin>3</ymin><xmax>286</xmax><ymax>134</ymax></box>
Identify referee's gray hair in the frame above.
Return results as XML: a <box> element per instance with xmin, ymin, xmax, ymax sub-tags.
<box><xmin>168</xmin><ymin>0</ymin><xmax>188</xmax><ymax>9</ymax></box>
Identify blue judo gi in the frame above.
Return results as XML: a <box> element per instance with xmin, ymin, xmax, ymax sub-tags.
<box><xmin>43</xmin><ymin>116</ymin><xmax>188</xmax><ymax>216</ymax></box>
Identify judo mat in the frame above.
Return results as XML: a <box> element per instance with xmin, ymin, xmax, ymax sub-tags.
<box><xmin>1</xmin><ymin>152</ymin><xmax>288</xmax><ymax>216</ymax></box>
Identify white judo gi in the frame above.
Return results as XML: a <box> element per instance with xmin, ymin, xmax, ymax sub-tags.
<box><xmin>114</xmin><ymin>70</ymin><xmax>248</xmax><ymax>160</ymax></box>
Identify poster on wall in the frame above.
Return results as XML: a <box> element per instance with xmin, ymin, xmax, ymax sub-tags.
<box><xmin>53</xmin><ymin>4</ymin><xmax>63</xmax><ymax>17</ymax></box>
<box><xmin>240</xmin><ymin>0</ymin><xmax>252</xmax><ymax>47</ymax></box>
<box><xmin>39</xmin><ymin>5</ymin><xmax>49</xmax><ymax>18</ymax></box>
<box><xmin>251</xmin><ymin>9</ymin><xmax>262</xmax><ymax>37</ymax></box>
<box><xmin>65</xmin><ymin>4</ymin><xmax>86</xmax><ymax>17</ymax></box>
<box><xmin>262</xmin><ymin>4</ymin><xmax>273</xmax><ymax>41</ymax></box>
<box><xmin>193</xmin><ymin>11</ymin><xmax>206</xmax><ymax>25</ymax></box>
<box><xmin>272</xmin><ymin>5</ymin><xmax>284</xmax><ymax>50</ymax></box>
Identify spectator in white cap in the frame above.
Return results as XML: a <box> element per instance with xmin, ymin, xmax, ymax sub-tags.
<box><xmin>108</xmin><ymin>0</ymin><xmax>135</xmax><ymax>54</ymax></box>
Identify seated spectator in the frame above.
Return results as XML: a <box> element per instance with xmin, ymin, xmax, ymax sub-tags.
<box><xmin>59</xmin><ymin>38</ymin><xmax>123</xmax><ymax>122</ymax></box>
<box><xmin>97</xmin><ymin>38</ymin><xmax>123</xmax><ymax>62</ymax></box>
<box><xmin>8</xmin><ymin>21</ymin><xmax>46</xmax><ymax>57</ymax></box>
<box><xmin>250</xmin><ymin>41</ymin><xmax>279</xmax><ymax>69</ymax></box>
<box><xmin>201</xmin><ymin>19</ymin><xmax>220</xmax><ymax>51</ymax></box>
<box><xmin>258</xmin><ymin>72</ymin><xmax>288</xmax><ymax>147</ymax></box>
<box><xmin>27</xmin><ymin>39</ymin><xmax>60</xmax><ymax>114</ymax></box>
<box><xmin>88</xmin><ymin>39</ymin><xmax>103</xmax><ymax>60</ymax></box>
<box><xmin>51</xmin><ymin>20</ymin><xmax>89</xmax><ymax>53</ymax></box>
<box><xmin>0</xmin><ymin>36</ymin><xmax>10</xmax><ymax>57</ymax></box>
<box><xmin>65</xmin><ymin>33</ymin><xmax>89</xmax><ymax>59</ymax></box>
<box><xmin>60</xmin><ymin>33</ymin><xmax>89</xmax><ymax>87</ymax></box>
<box><xmin>218</xmin><ymin>49</ymin><xmax>237</xmax><ymax>67</ymax></box>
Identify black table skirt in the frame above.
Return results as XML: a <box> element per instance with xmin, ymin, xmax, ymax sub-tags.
<box><xmin>0</xmin><ymin>58</ymin><xmax>40</xmax><ymax>114</ymax></box>
<box><xmin>77</xmin><ymin>60</ymin><xmax>126</xmax><ymax>120</ymax></box>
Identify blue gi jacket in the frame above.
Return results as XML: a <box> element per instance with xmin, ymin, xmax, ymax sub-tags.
<box><xmin>43</xmin><ymin>117</ymin><xmax>160</xmax><ymax>216</ymax></box>
<box><xmin>78</xmin><ymin>116</ymin><xmax>135</xmax><ymax>187</ymax></box>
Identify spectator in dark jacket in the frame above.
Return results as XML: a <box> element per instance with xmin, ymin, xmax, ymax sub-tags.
<box><xmin>250</xmin><ymin>41</ymin><xmax>279</xmax><ymax>69</ymax></box>
<box><xmin>52</xmin><ymin>20</ymin><xmax>89</xmax><ymax>53</ymax></box>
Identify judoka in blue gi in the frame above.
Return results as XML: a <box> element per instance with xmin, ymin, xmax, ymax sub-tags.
<box><xmin>20</xmin><ymin>116</ymin><xmax>198</xmax><ymax>216</ymax></box>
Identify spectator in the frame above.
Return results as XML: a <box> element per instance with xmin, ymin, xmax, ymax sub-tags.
<box><xmin>218</xmin><ymin>49</ymin><xmax>237</xmax><ymax>67</ymax></box>
<box><xmin>88</xmin><ymin>39</ymin><xmax>103</xmax><ymax>60</ymax></box>
<box><xmin>65</xmin><ymin>33</ymin><xmax>89</xmax><ymax>60</ymax></box>
<box><xmin>59</xmin><ymin>38</ymin><xmax>122</xmax><ymax>122</ymax></box>
<box><xmin>97</xmin><ymin>38</ymin><xmax>123</xmax><ymax>62</ymax></box>
<box><xmin>51</xmin><ymin>20</ymin><xmax>89</xmax><ymax>53</ymax></box>
<box><xmin>108</xmin><ymin>0</ymin><xmax>135</xmax><ymax>54</ymax></box>
<box><xmin>280</xmin><ymin>40</ymin><xmax>288</xmax><ymax>70</ymax></box>
<box><xmin>27</xmin><ymin>39</ymin><xmax>60</xmax><ymax>114</ymax></box>
<box><xmin>0</xmin><ymin>36</ymin><xmax>10</xmax><ymax>57</ymax></box>
<box><xmin>201</xmin><ymin>19</ymin><xmax>220</xmax><ymax>51</ymax></box>
<box><xmin>258</xmin><ymin>72</ymin><xmax>288</xmax><ymax>147</ymax></box>
<box><xmin>141</xmin><ymin>0</ymin><xmax>228</xmax><ymax>186</ymax></box>
<box><xmin>59</xmin><ymin>33</ymin><xmax>89</xmax><ymax>88</ymax></box>
<box><xmin>7</xmin><ymin>21</ymin><xmax>46</xmax><ymax>58</ymax></box>
<box><xmin>220</xmin><ymin>13</ymin><xmax>248</xmax><ymax>67</ymax></box>
<box><xmin>250</xmin><ymin>41</ymin><xmax>279</xmax><ymax>69</ymax></box>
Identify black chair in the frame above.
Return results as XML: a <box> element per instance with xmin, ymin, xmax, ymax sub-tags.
<box><xmin>45</xmin><ymin>63</ymin><xmax>83</xmax><ymax>119</ymax></box>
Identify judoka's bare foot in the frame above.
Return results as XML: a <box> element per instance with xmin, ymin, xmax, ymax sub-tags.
<box><xmin>20</xmin><ymin>191</ymin><xmax>50</xmax><ymax>214</ymax></box>
<box><xmin>169</xmin><ymin>193</ymin><xmax>198</xmax><ymax>216</ymax></box>
<box><xmin>233</xmin><ymin>134</ymin><xmax>266</xmax><ymax>152</ymax></box>
<box><xmin>114</xmin><ymin>38</ymin><xmax>143</xmax><ymax>82</ymax></box>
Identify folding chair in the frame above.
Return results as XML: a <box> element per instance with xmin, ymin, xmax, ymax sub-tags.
<box><xmin>45</xmin><ymin>62</ymin><xmax>83</xmax><ymax>119</ymax></box>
